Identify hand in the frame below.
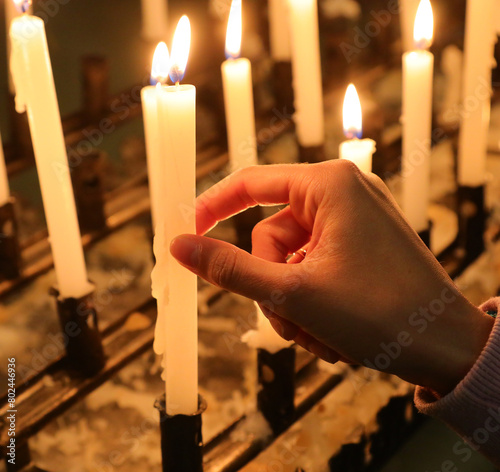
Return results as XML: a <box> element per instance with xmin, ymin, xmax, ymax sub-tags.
<box><xmin>170</xmin><ymin>160</ymin><xmax>494</xmax><ymax>395</ymax></box>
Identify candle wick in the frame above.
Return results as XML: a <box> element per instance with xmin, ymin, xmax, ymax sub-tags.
<box><xmin>175</xmin><ymin>81</ymin><xmax>180</xmax><ymax>88</ymax></box>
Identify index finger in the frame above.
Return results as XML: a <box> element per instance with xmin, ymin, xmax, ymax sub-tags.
<box><xmin>196</xmin><ymin>164</ymin><xmax>306</xmax><ymax>235</ymax></box>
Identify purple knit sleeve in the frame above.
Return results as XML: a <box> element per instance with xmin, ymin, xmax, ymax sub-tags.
<box><xmin>414</xmin><ymin>297</ymin><xmax>500</xmax><ymax>467</ymax></box>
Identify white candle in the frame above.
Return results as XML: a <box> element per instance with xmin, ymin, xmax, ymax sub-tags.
<box><xmin>221</xmin><ymin>0</ymin><xmax>258</xmax><ymax>173</ymax></box>
<box><xmin>152</xmin><ymin>16</ymin><xmax>198</xmax><ymax>416</ymax></box>
<box><xmin>288</xmin><ymin>0</ymin><xmax>324</xmax><ymax>147</ymax></box>
<box><xmin>4</xmin><ymin>0</ymin><xmax>22</xmax><ymax>93</ymax></box>
<box><xmin>10</xmin><ymin>3</ymin><xmax>91</xmax><ymax>298</ymax></box>
<box><xmin>268</xmin><ymin>0</ymin><xmax>291</xmax><ymax>61</ymax></box>
<box><xmin>457</xmin><ymin>0</ymin><xmax>497</xmax><ymax>186</ymax></box>
<box><xmin>401</xmin><ymin>0</ymin><xmax>434</xmax><ymax>233</ymax></box>
<box><xmin>242</xmin><ymin>302</ymin><xmax>293</xmax><ymax>354</ymax></box>
<box><xmin>339</xmin><ymin>84</ymin><xmax>376</xmax><ymax>173</ymax></box>
<box><xmin>0</xmin><ymin>132</ymin><xmax>10</xmax><ymax>205</ymax></box>
<box><xmin>141</xmin><ymin>0</ymin><xmax>168</xmax><ymax>42</ymax></box>
<box><xmin>438</xmin><ymin>45</ymin><xmax>462</xmax><ymax>126</ymax></box>
<box><xmin>399</xmin><ymin>0</ymin><xmax>420</xmax><ymax>52</ymax></box>
<box><xmin>141</xmin><ymin>42</ymin><xmax>169</xmax><ymax>228</ymax></box>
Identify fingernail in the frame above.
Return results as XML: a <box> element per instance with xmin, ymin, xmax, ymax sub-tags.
<box><xmin>170</xmin><ymin>236</ymin><xmax>201</xmax><ymax>269</ymax></box>
<box><xmin>268</xmin><ymin>317</ymin><xmax>285</xmax><ymax>338</ymax></box>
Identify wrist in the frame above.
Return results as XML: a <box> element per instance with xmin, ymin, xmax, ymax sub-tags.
<box><xmin>425</xmin><ymin>302</ymin><xmax>494</xmax><ymax>396</ymax></box>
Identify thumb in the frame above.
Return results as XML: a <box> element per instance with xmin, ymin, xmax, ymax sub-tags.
<box><xmin>170</xmin><ymin>234</ymin><xmax>297</xmax><ymax>302</ymax></box>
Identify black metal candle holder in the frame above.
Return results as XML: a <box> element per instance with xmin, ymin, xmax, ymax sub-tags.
<box><xmin>257</xmin><ymin>346</ymin><xmax>296</xmax><ymax>435</ymax></box>
<box><xmin>0</xmin><ymin>198</ymin><xmax>21</xmax><ymax>281</ymax></box>
<box><xmin>272</xmin><ymin>61</ymin><xmax>294</xmax><ymax>114</ymax></box>
<box><xmin>298</xmin><ymin>145</ymin><xmax>325</xmax><ymax>164</ymax></box>
<box><xmin>70</xmin><ymin>150</ymin><xmax>107</xmax><ymax>233</ymax></box>
<box><xmin>82</xmin><ymin>55</ymin><xmax>110</xmax><ymax>122</ymax></box>
<box><xmin>457</xmin><ymin>184</ymin><xmax>486</xmax><ymax>266</ymax></box>
<box><xmin>49</xmin><ymin>286</ymin><xmax>106</xmax><ymax>376</ymax></box>
<box><xmin>155</xmin><ymin>394</ymin><xmax>206</xmax><ymax>472</ymax></box>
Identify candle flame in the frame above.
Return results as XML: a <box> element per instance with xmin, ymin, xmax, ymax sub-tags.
<box><xmin>343</xmin><ymin>84</ymin><xmax>362</xmax><ymax>139</ymax></box>
<box><xmin>150</xmin><ymin>42</ymin><xmax>170</xmax><ymax>85</ymax></box>
<box><xmin>12</xmin><ymin>0</ymin><xmax>31</xmax><ymax>13</ymax></box>
<box><xmin>225</xmin><ymin>0</ymin><xmax>242</xmax><ymax>59</ymax></box>
<box><xmin>169</xmin><ymin>15</ymin><xmax>191</xmax><ymax>84</ymax></box>
<box><xmin>413</xmin><ymin>0</ymin><xmax>433</xmax><ymax>49</ymax></box>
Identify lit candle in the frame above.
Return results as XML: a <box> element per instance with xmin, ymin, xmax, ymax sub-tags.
<box><xmin>288</xmin><ymin>0</ymin><xmax>324</xmax><ymax>146</ymax></box>
<box><xmin>0</xmin><ymin>132</ymin><xmax>10</xmax><ymax>205</ymax></box>
<box><xmin>153</xmin><ymin>16</ymin><xmax>198</xmax><ymax>416</ymax></box>
<box><xmin>4</xmin><ymin>0</ymin><xmax>22</xmax><ymax>93</ymax></box>
<box><xmin>141</xmin><ymin>0</ymin><xmax>169</xmax><ymax>42</ymax></box>
<box><xmin>339</xmin><ymin>84</ymin><xmax>376</xmax><ymax>173</ymax></box>
<box><xmin>9</xmin><ymin>0</ymin><xmax>91</xmax><ymax>298</ymax></box>
<box><xmin>401</xmin><ymin>0</ymin><xmax>434</xmax><ymax>233</ymax></box>
<box><xmin>399</xmin><ymin>0</ymin><xmax>420</xmax><ymax>52</ymax></box>
<box><xmin>268</xmin><ymin>0</ymin><xmax>291</xmax><ymax>61</ymax></box>
<box><xmin>141</xmin><ymin>42</ymin><xmax>169</xmax><ymax>228</ymax></box>
<box><xmin>457</xmin><ymin>0</ymin><xmax>496</xmax><ymax>186</ymax></box>
<box><xmin>221</xmin><ymin>0</ymin><xmax>258</xmax><ymax>173</ymax></box>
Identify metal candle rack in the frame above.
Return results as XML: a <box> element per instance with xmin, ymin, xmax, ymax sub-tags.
<box><xmin>0</xmin><ymin>43</ymin><xmax>493</xmax><ymax>472</ymax></box>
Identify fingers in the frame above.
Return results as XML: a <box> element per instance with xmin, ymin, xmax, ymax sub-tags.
<box><xmin>196</xmin><ymin>164</ymin><xmax>306</xmax><ymax>235</ymax></box>
<box><xmin>259</xmin><ymin>304</ymin><xmax>300</xmax><ymax>340</ymax></box>
<box><xmin>252</xmin><ymin>207</ymin><xmax>310</xmax><ymax>263</ymax></box>
<box><xmin>170</xmin><ymin>234</ymin><xmax>303</xmax><ymax>304</ymax></box>
<box><xmin>294</xmin><ymin>329</ymin><xmax>341</xmax><ymax>364</ymax></box>
<box><xmin>261</xmin><ymin>305</ymin><xmax>340</xmax><ymax>364</ymax></box>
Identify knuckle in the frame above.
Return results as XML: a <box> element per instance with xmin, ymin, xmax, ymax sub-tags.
<box><xmin>335</xmin><ymin>159</ymin><xmax>359</xmax><ymax>178</ymax></box>
<box><xmin>332</xmin><ymin>159</ymin><xmax>363</xmax><ymax>189</ymax></box>
<box><xmin>209</xmin><ymin>248</ymin><xmax>239</xmax><ymax>288</ymax></box>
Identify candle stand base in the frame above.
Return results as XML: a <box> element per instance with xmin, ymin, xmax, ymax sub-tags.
<box><xmin>0</xmin><ymin>198</ymin><xmax>21</xmax><ymax>281</ymax></box>
<box><xmin>155</xmin><ymin>394</ymin><xmax>206</xmax><ymax>472</ymax></box>
<box><xmin>233</xmin><ymin>206</ymin><xmax>263</xmax><ymax>253</ymax></box>
<box><xmin>71</xmin><ymin>151</ymin><xmax>107</xmax><ymax>233</ymax></box>
<box><xmin>298</xmin><ymin>145</ymin><xmax>325</xmax><ymax>163</ymax></box>
<box><xmin>417</xmin><ymin>221</ymin><xmax>432</xmax><ymax>250</ymax></box>
<box><xmin>50</xmin><ymin>286</ymin><xmax>106</xmax><ymax>376</ymax></box>
<box><xmin>272</xmin><ymin>61</ymin><xmax>294</xmax><ymax>115</ymax></box>
<box><xmin>257</xmin><ymin>347</ymin><xmax>296</xmax><ymax>435</ymax></box>
<box><xmin>457</xmin><ymin>184</ymin><xmax>486</xmax><ymax>266</ymax></box>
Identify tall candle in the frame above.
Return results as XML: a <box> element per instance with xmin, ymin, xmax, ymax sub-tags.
<box><xmin>141</xmin><ymin>0</ymin><xmax>169</xmax><ymax>42</ymax></box>
<box><xmin>399</xmin><ymin>0</ymin><xmax>420</xmax><ymax>52</ymax></box>
<box><xmin>153</xmin><ymin>16</ymin><xmax>198</xmax><ymax>416</ymax></box>
<box><xmin>0</xmin><ymin>131</ymin><xmax>10</xmax><ymax>205</ymax></box>
<box><xmin>221</xmin><ymin>0</ymin><xmax>258</xmax><ymax>173</ymax></box>
<box><xmin>141</xmin><ymin>42</ymin><xmax>169</xmax><ymax>228</ymax></box>
<box><xmin>268</xmin><ymin>0</ymin><xmax>291</xmax><ymax>61</ymax></box>
<box><xmin>457</xmin><ymin>0</ymin><xmax>496</xmax><ymax>186</ymax></box>
<box><xmin>288</xmin><ymin>0</ymin><xmax>324</xmax><ymax>146</ymax></box>
<box><xmin>401</xmin><ymin>0</ymin><xmax>434</xmax><ymax>233</ymax></box>
<box><xmin>10</xmin><ymin>1</ymin><xmax>91</xmax><ymax>298</ymax></box>
<box><xmin>4</xmin><ymin>0</ymin><xmax>22</xmax><ymax>93</ymax></box>
<box><xmin>339</xmin><ymin>84</ymin><xmax>376</xmax><ymax>173</ymax></box>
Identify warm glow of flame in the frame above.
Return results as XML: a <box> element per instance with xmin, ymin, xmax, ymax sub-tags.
<box><xmin>150</xmin><ymin>42</ymin><xmax>170</xmax><ymax>85</ymax></box>
<box><xmin>225</xmin><ymin>0</ymin><xmax>242</xmax><ymax>59</ymax></box>
<box><xmin>343</xmin><ymin>84</ymin><xmax>362</xmax><ymax>139</ymax></box>
<box><xmin>413</xmin><ymin>0</ymin><xmax>433</xmax><ymax>49</ymax></box>
<box><xmin>169</xmin><ymin>15</ymin><xmax>191</xmax><ymax>84</ymax></box>
<box><xmin>12</xmin><ymin>0</ymin><xmax>31</xmax><ymax>13</ymax></box>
